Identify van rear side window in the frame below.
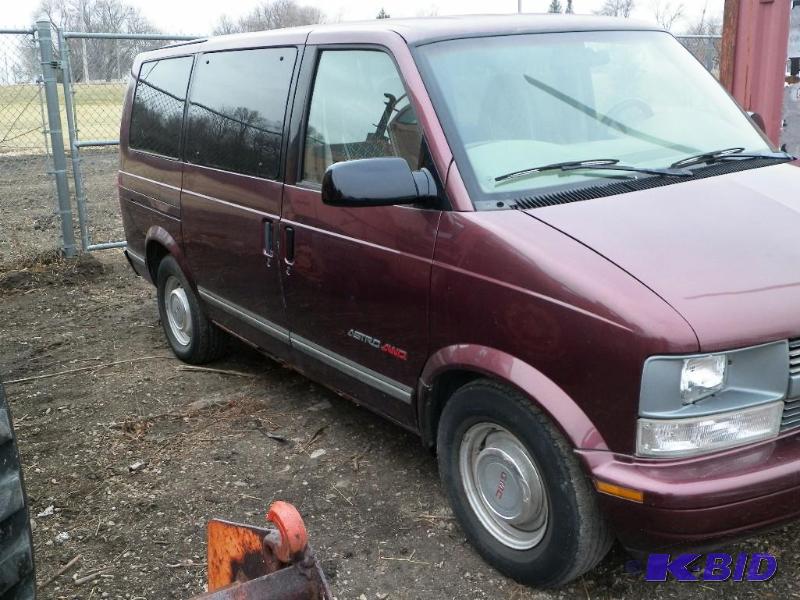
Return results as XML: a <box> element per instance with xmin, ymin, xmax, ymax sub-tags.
<box><xmin>129</xmin><ymin>56</ymin><xmax>193</xmax><ymax>158</ymax></box>
<box><xmin>184</xmin><ymin>48</ymin><xmax>297</xmax><ymax>179</ymax></box>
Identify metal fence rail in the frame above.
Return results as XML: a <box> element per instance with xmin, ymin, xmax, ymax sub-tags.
<box><xmin>677</xmin><ymin>34</ymin><xmax>723</xmax><ymax>76</ymax></box>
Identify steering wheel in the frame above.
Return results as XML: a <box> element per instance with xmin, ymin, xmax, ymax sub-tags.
<box><xmin>601</xmin><ymin>98</ymin><xmax>654</xmax><ymax>128</ymax></box>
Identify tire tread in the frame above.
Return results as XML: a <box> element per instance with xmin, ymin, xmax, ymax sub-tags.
<box><xmin>438</xmin><ymin>378</ymin><xmax>613</xmax><ymax>587</ymax></box>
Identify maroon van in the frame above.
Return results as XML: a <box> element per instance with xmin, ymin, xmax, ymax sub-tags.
<box><xmin>117</xmin><ymin>14</ymin><xmax>800</xmax><ymax>586</ymax></box>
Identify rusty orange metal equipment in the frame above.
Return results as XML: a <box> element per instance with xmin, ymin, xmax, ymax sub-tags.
<box><xmin>195</xmin><ymin>501</ymin><xmax>332</xmax><ymax>599</ymax></box>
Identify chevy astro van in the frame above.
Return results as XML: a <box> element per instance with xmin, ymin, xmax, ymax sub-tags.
<box><xmin>118</xmin><ymin>15</ymin><xmax>800</xmax><ymax>586</ymax></box>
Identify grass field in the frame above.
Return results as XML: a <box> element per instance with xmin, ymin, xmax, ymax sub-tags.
<box><xmin>0</xmin><ymin>81</ymin><xmax>126</xmax><ymax>154</ymax></box>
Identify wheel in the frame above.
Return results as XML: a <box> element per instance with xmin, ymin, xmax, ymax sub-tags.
<box><xmin>0</xmin><ymin>380</ymin><xmax>36</xmax><ymax>598</ymax></box>
<box><xmin>156</xmin><ymin>255</ymin><xmax>227</xmax><ymax>364</ymax></box>
<box><xmin>436</xmin><ymin>379</ymin><xmax>613</xmax><ymax>587</ymax></box>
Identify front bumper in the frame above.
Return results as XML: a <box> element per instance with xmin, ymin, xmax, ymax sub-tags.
<box><xmin>579</xmin><ymin>431</ymin><xmax>800</xmax><ymax>550</ymax></box>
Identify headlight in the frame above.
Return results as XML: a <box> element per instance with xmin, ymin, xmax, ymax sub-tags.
<box><xmin>680</xmin><ymin>354</ymin><xmax>726</xmax><ymax>404</ymax></box>
<box><xmin>638</xmin><ymin>341</ymin><xmax>790</xmax><ymax>458</ymax></box>
<box><xmin>636</xmin><ymin>401</ymin><xmax>783</xmax><ymax>458</ymax></box>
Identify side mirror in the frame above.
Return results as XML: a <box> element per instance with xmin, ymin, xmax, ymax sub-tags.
<box><xmin>747</xmin><ymin>111</ymin><xmax>766</xmax><ymax>133</ymax></box>
<box><xmin>321</xmin><ymin>157</ymin><xmax>437</xmax><ymax>208</ymax></box>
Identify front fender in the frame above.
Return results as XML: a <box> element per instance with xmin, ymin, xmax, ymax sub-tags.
<box><xmin>419</xmin><ymin>344</ymin><xmax>608</xmax><ymax>452</ymax></box>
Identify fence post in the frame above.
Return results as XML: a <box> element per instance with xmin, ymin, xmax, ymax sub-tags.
<box><xmin>58</xmin><ymin>29</ymin><xmax>91</xmax><ymax>251</ymax></box>
<box><xmin>36</xmin><ymin>18</ymin><xmax>77</xmax><ymax>258</ymax></box>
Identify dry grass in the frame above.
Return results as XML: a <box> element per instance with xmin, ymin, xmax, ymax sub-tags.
<box><xmin>0</xmin><ymin>82</ymin><xmax>126</xmax><ymax>154</ymax></box>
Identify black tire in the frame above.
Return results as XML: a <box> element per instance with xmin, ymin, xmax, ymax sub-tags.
<box><xmin>0</xmin><ymin>381</ymin><xmax>36</xmax><ymax>599</ymax></box>
<box><xmin>437</xmin><ymin>379</ymin><xmax>613</xmax><ymax>587</ymax></box>
<box><xmin>156</xmin><ymin>255</ymin><xmax>227</xmax><ymax>364</ymax></box>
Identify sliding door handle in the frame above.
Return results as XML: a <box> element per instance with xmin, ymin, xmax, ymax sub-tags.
<box><xmin>284</xmin><ymin>226</ymin><xmax>295</xmax><ymax>264</ymax></box>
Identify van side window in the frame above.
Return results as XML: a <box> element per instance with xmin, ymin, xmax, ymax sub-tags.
<box><xmin>302</xmin><ymin>50</ymin><xmax>423</xmax><ymax>184</ymax></box>
<box><xmin>129</xmin><ymin>56</ymin><xmax>193</xmax><ymax>158</ymax></box>
<box><xmin>185</xmin><ymin>48</ymin><xmax>297</xmax><ymax>179</ymax></box>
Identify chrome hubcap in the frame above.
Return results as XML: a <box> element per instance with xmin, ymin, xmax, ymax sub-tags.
<box><xmin>459</xmin><ymin>423</ymin><xmax>548</xmax><ymax>550</ymax></box>
<box><xmin>164</xmin><ymin>276</ymin><xmax>192</xmax><ymax>347</ymax></box>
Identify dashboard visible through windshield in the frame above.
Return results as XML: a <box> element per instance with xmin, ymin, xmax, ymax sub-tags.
<box><xmin>414</xmin><ymin>30</ymin><xmax>773</xmax><ymax>208</ymax></box>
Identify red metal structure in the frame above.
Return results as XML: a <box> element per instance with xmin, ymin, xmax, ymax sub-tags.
<box><xmin>720</xmin><ymin>0</ymin><xmax>791</xmax><ymax>145</ymax></box>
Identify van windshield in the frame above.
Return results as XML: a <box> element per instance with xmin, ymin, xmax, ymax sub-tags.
<box><xmin>415</xmin><ymin>30</ymin><xmax>772</xmax><ymax>206</ymax></box>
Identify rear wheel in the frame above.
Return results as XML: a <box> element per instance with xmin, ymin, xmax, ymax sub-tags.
<box><xmin>156</xmin><ymin>255</ymin><xmax>227</xmax><ymax>364</ymax></box>
<box><xmin>437</xmin><ymin>379</ymin><xmax>612</xmax><ymax>587</ymax></box>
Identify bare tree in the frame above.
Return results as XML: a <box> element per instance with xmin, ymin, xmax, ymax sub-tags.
<box><xmin>595</xmin><ymin>0</ymin><xmax>635</xmax><ymax>17</ymax></box>
<box><xmin>32</xmin><ymin>0</ymin><xmax>160</xmax><ymax>81</ymax></box>
<box><xmin>685</xmin><ymin>1</ymin><xmax>721</xmax><ymax>35</ymax></box>
<box><xmin>651</xmin><ymin>0</ymin><xmax>684</xmax><ymax>31</ymax></box>
<box><xmin>213</xmin><ymin>0</ymin><xmax>325</xmax><ymax>35</ymax></box>
<box><xmin>213</xmin><ymin>15</ymin><xmax>238</xmax><ymax>35</ymax></box>
<box><xmin>566</xmin><ymin>0</ymin><xmax>574</xmax><ymax>14</ymax></box>
<box><xmin>548</xmin><ymin>0</ymin><xmax>563</xmax><ymax>13</ymax></box>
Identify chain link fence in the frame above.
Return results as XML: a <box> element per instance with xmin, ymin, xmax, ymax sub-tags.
<box><xmin>0</xmin><ymin>28</ymin><xmax>57</xmax><ymax>267</ymax></box>
<box><xmin>676</xmin><ymin>35</ymin><xmax>723</xmax><ymax>77</ymax></box>
<box><xmin>60</xmin><ymin>30</ymin><xmax>196</xmax><ymax>251</ymax></box>
<box><xmin>0</xmin><ymin>21</ymin><xmax>195</xmax><ymax>268</ymax></box>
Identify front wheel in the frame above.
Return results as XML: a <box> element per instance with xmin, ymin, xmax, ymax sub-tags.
<box><xmin>156</xmin><ymin>255</ymin><xmax>227</xmax><ymax>364</ymax></box>
<box><xmin>437</xmin><ymin>379</ymin><xmax>613</xmax><ymax>587</ymax></box>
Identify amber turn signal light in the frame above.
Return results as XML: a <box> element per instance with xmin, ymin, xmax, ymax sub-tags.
<box><xmin>594</xmin><ymin>480</ymin><xmax>644</xmax><ymax>503</ymax></box>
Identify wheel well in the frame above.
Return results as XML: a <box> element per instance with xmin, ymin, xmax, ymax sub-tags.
<box><xmin>145</xmin><ymin>240</ymin><xmax>168</xmax><ymax>282</ymax></box>
<box><xmin>422</xmin><ymin>369</ymin><xmax>483</xmax><ymax>450</ymax></box>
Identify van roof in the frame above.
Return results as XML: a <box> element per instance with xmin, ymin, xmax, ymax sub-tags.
<box><xmin>161</xmin><ymin>13</ymin><xmax>662</xmax><ymax>53</ymax></box>
<box><xmin>330</xmin><ymin>13</ymin><xmax>659</xmax><ymax>44</ymax></box>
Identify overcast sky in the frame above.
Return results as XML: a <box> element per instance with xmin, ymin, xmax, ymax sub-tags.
<box><xmin>5</xmin><ymin>0</ymin><xmax>724</xmax><ymax>35</ymax></box>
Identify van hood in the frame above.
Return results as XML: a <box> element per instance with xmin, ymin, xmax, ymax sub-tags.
<box><xmin>526</xmin><ymin>164</ymin><xmax>800</xmax><ymax>351</ymax></box>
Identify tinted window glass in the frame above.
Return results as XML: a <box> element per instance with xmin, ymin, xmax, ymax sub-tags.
<box><xmin>303</xmin><ymin>50</ymin><xmax>422</xmax><ymax>183</ymax></box>
<box><xmin>185</xmin><ymin>48</ymin><xmax>297</xmax><ymax>179</ymax></box>
<box><xmin>129</xmin><ymin>56</ymin><xmax>193</xmax><ymax>158</ymax></box>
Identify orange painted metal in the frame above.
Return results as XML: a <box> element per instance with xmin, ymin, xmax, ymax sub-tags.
<box><xmin>266</xmin><ymin>501</ymin><xmax>308</xmax><ymax>563</ymax></box>
<box><xmin>206</xmin><ymin>519</ymin><xmax>273</xmax><ymax>592</ymax></box>
<box><xmin>195</xmin><ymin>501</ymin><xmax>332</xmax><ymax>600</ymax></box>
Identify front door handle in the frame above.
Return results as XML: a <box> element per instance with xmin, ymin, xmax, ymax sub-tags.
<box><xmin>263</xmin><ymin>219</ymin><xmax>274</xmax><ymax>258</ymax></box>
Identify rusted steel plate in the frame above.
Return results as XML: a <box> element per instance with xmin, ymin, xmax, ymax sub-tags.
<box><xmin>197</xmin><ymin>566</ymin><xmax>324</xmax><ymax>600</ymax></box>
<box><xmin>206</xmin><ymin>519</ymin><xmax>272</xmax><ymax>592</ymax></box>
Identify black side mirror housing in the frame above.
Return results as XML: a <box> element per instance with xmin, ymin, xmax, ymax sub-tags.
<box><xmin>747</xmin><ymin>111</ymin><xmax>766</xmax><ymax>134</ymax></box>
<box><xmin>321</xmin><ymin>157</ymin><xmax>437</xmax><ymax>208</ymax></box>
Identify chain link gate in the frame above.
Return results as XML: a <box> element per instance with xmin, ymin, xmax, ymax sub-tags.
<box><xmin>2</xmin><ymin>22</ymin><xmax>196</xmax><ymax>263</ymax></box>
<box><xmin>56</xmin><ymin>28</ymin><xmax>197</xmax><ymax>252</ymax></box>
<box><xmin>0</xmin><ymin>26</ymin><xmax>64</xmax><ymax>266</ymax></box>
<box><xmin>676</xmin><ymin>35</ymin><xmax>724</xmax><ymax>77</ymax></box>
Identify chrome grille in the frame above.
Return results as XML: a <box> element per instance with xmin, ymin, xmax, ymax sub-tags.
<box><xmin>783</xmin><ymin>397</ymin><xmax>800</xmax><ymax>431</ymax></box>
<box><xmin>782</xmin><ymin>339</ymin><xmax>800</xmax><ymax>431</ymax></box>
<box><xmin>791</xmin><ymin>339</ymin><xmax>800</xmax><ymax>376</ymax></box>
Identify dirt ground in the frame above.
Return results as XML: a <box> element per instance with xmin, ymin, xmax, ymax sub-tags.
<box><xmin>1</xmin><ymin>155</ymin><xmax>799</xmax><ymax>599</ymax></box>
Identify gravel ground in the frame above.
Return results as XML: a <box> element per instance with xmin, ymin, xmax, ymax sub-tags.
<box><xmin>0</xmin><ymin>155</ymin><xmax>798</xmax><ymax>599</ymax></box>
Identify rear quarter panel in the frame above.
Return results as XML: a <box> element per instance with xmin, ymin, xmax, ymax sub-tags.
<box><xmin>118</xmin><ymin>54</ymin><xmax>185</xmax><ymax>271</ymax></box>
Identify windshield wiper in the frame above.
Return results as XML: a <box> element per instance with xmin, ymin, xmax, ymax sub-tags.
<box><xmin>670</xmin><ymin>147</ymin><xmax>794</xmax><ymax>169</ymax></box>
<box><xmin>494</xmin><ymin>159</ymin><xmax>693</xmax><ymax>184</ymax></box>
